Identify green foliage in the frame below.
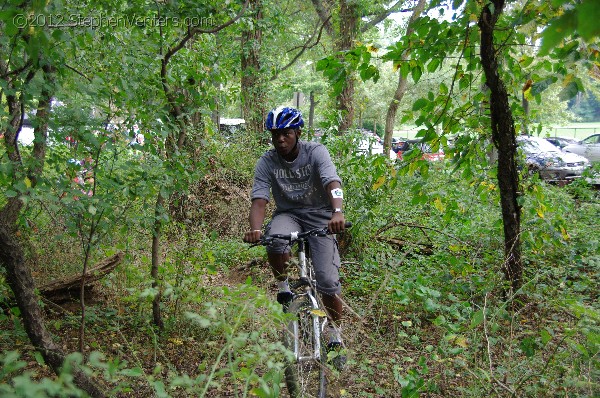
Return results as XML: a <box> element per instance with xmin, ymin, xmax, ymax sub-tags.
<box><xmin>175</xmin><ymin>282</ymin><xmax>289</xmax><ymax>396</ymax></box>
<box><xmin>2</xmin><ymin>0</ymin><xmax>600</xmax><ymax>397</ymax></box>
<box><xmin>0</xmin><ymin>350</ymin><xmax>147</xmax><ymax>397</ymax></box>
<box><xmin>336</xmin><ymin>150</ymin><xmax>599</xmax><ymax>396</ymax></box>
<box><xmin>0</xmin><ymin>351</ymin><xmax>86</xmax><ymax>397</ymax></box>
<box><xmin>312</xmin><ymin>130</ymin><xmax>598</xmax><ymax>396</ymax></box>
<box><xmin>540</xmin><ymin>0</ymin><xmax>600</xmax><ymax>55</ymax></box>
<box><xmin>316</xmin><ymin>45</ymin><xmax>379</xmax><ymax>97</ymax></box>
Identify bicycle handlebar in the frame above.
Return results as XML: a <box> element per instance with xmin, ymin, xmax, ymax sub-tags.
<box><xmin>252</xmin><ymin>222</ymin><xmax>352</xmax><ymax>247</ymax></box>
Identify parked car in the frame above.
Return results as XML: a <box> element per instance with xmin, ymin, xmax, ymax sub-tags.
<box><xmin>309</xmin><ymin>128</ymin><xmax>325</xmax><ymax>143</ymax></box>
<box><xmin>545</xmin><ymin>136</ymin><xmax>579</xmax><ymax>150</ymax></box>
<box><xmin>392</xmin><ymin>137</ymin><xmax>409</xmax><ymax>153</ymax></box>
<box><xmin>562</xmin><ymin>133</ymin><xmax>600</xmax><ymax>162</ymax></box>
<box><xmin>395</xmin><ymin>139</ymin><xmax>444</xmax><ymax>161</ymax></box>
<box><xmin>356</xmin><ymin>130</ymin><xmax>384</xmax><ymax>156</ymax></box>
<box><xmin>517</xmin><ymin>135</ymin><xmax>589</xmax><ymax>182</ymax></box>
<box><xmin>218</xmin><ymin>118</ymin><xmax>246</xmax><ymax>143</ymax></box>
<box><xmin>11</xmin><ymin>112</ymin><xmax>36</xmax><ymax>145</ymax></box>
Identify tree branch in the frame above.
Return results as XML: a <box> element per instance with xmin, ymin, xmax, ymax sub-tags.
<box><xmin>163</xmin><ymin>0</ymin><xmax>250</xmax><ymax>66</ymax></box>
<box><xmin>361</xmin><ymin>0</ymin><xmax>411</xmax><ymax>33</ymax></box>
<box><xmin>160</xmin><ymin>0</ymin><xmax>249</xmax><ymax>148</ymax></box>
<box><xmin>271</xmin><ymin>16</ymin><xmax>330</xmax><ymax>81</ymax></box>
<box><xmin>310</xmin><ymin>0</ymin><xmax>334</xmax><ymax>37</ymax></box>
<box><xmin>64</xmin><ymin>63</ymin><xmax>92</xmax><ymax>82</ymax></box>
<box><xmin>0</xmin><ymin>60</ymin><xmax>32</xmax><ymax>79</ymax></box>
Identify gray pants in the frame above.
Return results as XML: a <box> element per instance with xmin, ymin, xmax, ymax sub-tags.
<box><xmin>265</xmin><ymin>211</ymin><xmax>341</xmax><ymax>296</ymax></box>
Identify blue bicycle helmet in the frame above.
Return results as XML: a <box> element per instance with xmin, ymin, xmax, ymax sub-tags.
<box><xmin>265</xmin><ymin>106</ymin><xmax>304</xmax><ymax>130</ymax></box>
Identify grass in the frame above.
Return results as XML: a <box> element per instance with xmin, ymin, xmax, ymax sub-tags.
<box><xmin>548</xmin><ymin>122</ymin><xmax>600</xmax><ymax>139</ymax></box>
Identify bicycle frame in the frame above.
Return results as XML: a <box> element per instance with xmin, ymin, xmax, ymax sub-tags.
<box><xmin>251</xmin><ymin>222</ymin><xmax>351</xmax><ymax>398</ymax></box>
<box><xmin>289</xmin><ymin>232</ymin><xmax>325</xmax><ymax>363</ymax></box>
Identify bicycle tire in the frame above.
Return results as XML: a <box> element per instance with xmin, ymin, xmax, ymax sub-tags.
<box><xmin>283</xmin><ymin>296</ymin><xmax>327</xmax><ymax>398</ymax></box>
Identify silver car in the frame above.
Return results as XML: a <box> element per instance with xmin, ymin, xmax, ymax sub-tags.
<box><xmin>563</xmin><ymin>134</ymin><xmax>600</xmax><ymax>162</ymax></box>
<box><xmin>517</xmin><ymin>136</ymin><xmax>589</xmax><ymax>182</ymax></box>
<box><xmin>545</xmin><ymin>136</ymin><xmax>578</xmax><ymax>150</ymax></box>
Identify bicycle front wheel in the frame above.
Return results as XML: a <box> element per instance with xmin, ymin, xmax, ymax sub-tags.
<box><xmin>283</xmin><ymin>297</ymin><xmax>327</xmax><ymax>398</ymax></box>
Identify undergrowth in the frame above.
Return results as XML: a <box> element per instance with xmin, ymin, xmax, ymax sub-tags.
<box><xmin>0</xmin><ymin>133</ymin><xmax>598</xmax><ymax>397</ymax></box>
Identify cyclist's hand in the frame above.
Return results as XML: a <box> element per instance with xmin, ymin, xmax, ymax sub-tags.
<box><xmin>328</xmin><ymin>212</ymin><xmax>346</xmax><ymax>234</ymax></box>
<box><xmin>243</xmin><ymin>230</ymin><xmax>262</xmax><ymax>243</ymax></box>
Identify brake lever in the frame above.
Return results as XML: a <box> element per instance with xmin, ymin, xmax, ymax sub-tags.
<box><xmin>248</xmin><ymin>237</ymin><xmax>267</xmax><ymax>248</ymax></box>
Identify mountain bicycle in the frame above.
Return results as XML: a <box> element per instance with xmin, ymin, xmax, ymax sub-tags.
<box><xmin>253</xmin><ymin>222</ymin><xmax>351</xmax><ymax>398</ymax></box>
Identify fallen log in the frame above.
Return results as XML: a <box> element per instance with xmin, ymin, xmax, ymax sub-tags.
<box><xmin>376</xmin><ymin>237</ymin><xmax>434</xmax><ymax>255</ymax></box>
<box><xmin>38</xmin><ymin>252</ymin><xmax>123</xmax><ymax>302</ymax></box>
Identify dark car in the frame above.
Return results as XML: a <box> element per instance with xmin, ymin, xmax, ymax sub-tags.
<box><xmin>395</xmin><ymin>139</ymin><xmax>444</xmax><ymax>161</ymax></box>
<box><xmin>392</xmin><ymin>137</ymin><xmax>409</xmax><ymax>153</ymax></box>
<box><xmin>517</xmin><ymin>135</ymin><xmax>589</xmax><ymax>182</ymax></box>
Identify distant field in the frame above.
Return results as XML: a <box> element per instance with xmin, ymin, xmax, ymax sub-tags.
<box><xmin>548</xmin><ymin>123</ymin><xmax>600</xmax><ymax>139</ymax></box>
<box><xmin>394</xmin><ymin>126</ymin><xmax>420</xmax><ymax>139</ymax></box>
<box><xmin>393</xmin><ymin>122</ymin><xmax>600</xmax><ymax>140</ymax></box>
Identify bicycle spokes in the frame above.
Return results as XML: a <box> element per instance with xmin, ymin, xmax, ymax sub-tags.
<box><xmin>284</xmin><ymin>298</ymin><xmax>328</xmax><ymax>398</ymax></box>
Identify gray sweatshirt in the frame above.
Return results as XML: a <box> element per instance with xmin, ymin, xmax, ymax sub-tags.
<box><xmin>251</xmin><ymin>140</ymin><xmax>341</xmax><ymax>214</ymax></box>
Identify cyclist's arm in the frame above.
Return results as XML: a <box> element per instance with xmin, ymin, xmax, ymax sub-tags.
<box><xmin>244</xmin><ymin>198</ymin><xmax>268</xmax><ymax>243</ymax></box>
<box><xmin>326</xmin><ymin>181</ymin><xmax>345</xmax><ymax>234</ymax></box>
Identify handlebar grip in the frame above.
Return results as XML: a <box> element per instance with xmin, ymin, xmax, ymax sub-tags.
<box><xmin>344</xmin><ymin>221</ymin><xmax>353</xmax><ymax>228</ymax></box>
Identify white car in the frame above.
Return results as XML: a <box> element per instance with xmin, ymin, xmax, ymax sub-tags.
<box><xmin>563</xmin><ymin>134</ymin><xmax>600</xmax><ymax>162</ymax></box>
<box><xmin>18</xmin><ymin>125</ymin><xmax>35</xmax><ymax>145</ymax></box>
<box><xmin>356</xmin><ymin>131</ymin><xmax>384</xmax><ymax>155</ymax></box>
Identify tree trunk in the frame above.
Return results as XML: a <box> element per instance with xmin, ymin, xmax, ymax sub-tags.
<box><xmin>153</xmin><ymin>4</ymin><xmax>251</xmax><ymax>332</ymax></box>
<box><xmin>0</xmin><ymin>65</ymin><xmax>106</xmax><ymax>397</ymax></box>
<box><xmin>478</xmin><ymin>0</ymin><xmax>523</xmax><ymax>295</ymax></box>
<box><xmin>383</xmin><ymin>0</ymin><xmax>426</xmax><ymax>155</ymax></box>
<box><xmin>151</xmin><ymin>192</ymin><xmax>165</xmax><ymax>330</ymax></box>
<box><xmin>38</xmin><ymin>253</ymin><xmax>123</xmax><ymax>301</ymax></box>
<box><xmin>521</xmin><ymin>79</ymin><xmax>531</xmax><ymax>135</ymax></box>
<box><xmin>309</xmin><ymin>91</ymin><xmax>317</xmax><ymax>129</ymax></box>
<box><xmin>311</xmin><ymin>0</ymin><xmax>403</xmax><ymax>134</ymax></box>
<box><xmin>336</xmin><ymin>0</ymin><xmax>359</xmax><ymax>133</ymax></box>
<box><xmin>241</xmin><ymin>0</ymin><xmax>266</xmax><ymax>140</ymax></box>
<box><xmin>0</xmin><ymin>226</ymin><xmax>106</xmax><ymax>397</ymax></box>
<box><xmin>385</xmin><ymin>77</ymin><xmax>409</xmax><ymax>152</ymax></box>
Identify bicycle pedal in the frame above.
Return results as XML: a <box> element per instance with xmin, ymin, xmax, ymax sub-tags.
<box><xmin>276</xmin><ymin>291</ymin><xmax>294</xmax><ymax>310</ymax></box>
<box><xmin>326</xmin><ymin>342</ymin><xmax>347</xmax><ymax>372</ymax></box>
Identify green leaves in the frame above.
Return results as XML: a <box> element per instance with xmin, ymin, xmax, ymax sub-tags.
<box><xmin>520</xmin><ymin>336</ymin><xmax>538</xmax><ymax>357</ymax></box>
<box><xmin>359</xmin><ymin>63</ymin><xmax>380</xmax><ymax>83</ymax></box>
<box><xmin>470</xmin><ymin>310</ymin><xmax>484</xmax><ymax>328</ymax></box>
<box><xmin>411</xmin><ymin>64</ymin><xmax>423</xmax><ymax>83</ymax></box>
<box><xmin>316</xmin><ymin>45</ymin><xmax>380</xmax><ymax>96</ymax></box>
<box><xmin>577</xmin><ymin>0</ymin><xmax>600</xmax><ymax>40</ymax></box>
<box><xmin>316</xmin><ymin>56</ymin><xmax>347</xmax><ymax>97</ymax></box>
<box><xmin>529</xmin><ymin>77</ymin><xmax>556</xmax><ymax>97</ymax></box>
<box><xmin>412</xmin><ymin>98</ymin><xmax>429</xmax><ymax>111</ymax></box>
<box><xmin>427</xmin><ymin>58</ymin><xmax>441</xmax><ymax>73</ymax></box>
<box><xmin>558</xmin><ymin>81</ymin><xmax>580</xmax><ymax>101</ymax></box>
<box><xmin>540</xmin><ymin>0</ymin><xmax>600</xmax><ymax>55</ymax></box>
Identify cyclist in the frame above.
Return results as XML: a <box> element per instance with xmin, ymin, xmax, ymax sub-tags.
<box><xmin>243</xmin><ymin>106</ymin><xmax>347</xmax><ymax>369</ymax></box>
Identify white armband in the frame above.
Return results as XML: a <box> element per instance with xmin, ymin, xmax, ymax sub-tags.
<box><xmin>331</xmin><ymin>188</ymin><xmax>343</xmax><ymax>199</ymax></box>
